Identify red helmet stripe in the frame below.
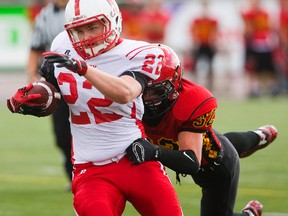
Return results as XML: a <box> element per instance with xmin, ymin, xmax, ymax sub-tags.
<box><xmin>106</xmin><ymin>0</ymin><xmax>119</xmax><ymax>15</ymax></box>
<box><xmin>74</xmin><ymin>0</ymin><xmax>80</xmax><ymax>16</ymax></box>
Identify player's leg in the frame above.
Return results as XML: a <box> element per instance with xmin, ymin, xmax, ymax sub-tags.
<box><xmin>72</xmin><ymin>163</ymin><xmax>126</xmax><ymax>216</ymax></box>
<box><xmin>223</xmin><ymin>125</ymin><xmax>278</xmax><ymax>158</ymax></box>
<box><xmin>195</xmin><ymin>133</ymin><xmax>263</xmax><ymax>216</ymax></box>
<box><xmin>127</xmin><ymin>158</ymin><xmax>183</xmax><ymax>216</ymax></box>
<box><xmin>51</xmin><ymin>100</ymin><xmax>73</xmax><ymax>181</ymax></box>
<box><xmin>193</xmin><ymin>133</ymin><xmax>240</xmax><ymax>216</ymax></box>
<box><xmin>73</xmin><ymin>157</ymin><xmax>182</xmax><ymax>216</ymax></box>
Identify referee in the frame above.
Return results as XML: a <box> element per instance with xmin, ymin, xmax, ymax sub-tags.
<box><xmin>26</xmin><ymin>0</ymin><xmax>72</xmax><ymax>190</ymax></box>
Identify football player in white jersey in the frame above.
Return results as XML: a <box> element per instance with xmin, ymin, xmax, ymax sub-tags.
<box><xmin>7</xmin><ymin>0</ymin><xmax>183</xmax><ymax>215</ymax></box>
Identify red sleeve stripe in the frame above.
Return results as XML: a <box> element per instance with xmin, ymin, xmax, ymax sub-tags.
<box><xmin>126</xmin><ymin>45</ymin><xmax>159</xmax><ymax>60</ymax></box>
<box><xmin>131</xmin><ymin>102</ymin><xmax>146</xmax><ymax>138</ymax></box>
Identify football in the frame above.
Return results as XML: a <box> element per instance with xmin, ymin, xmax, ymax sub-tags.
<box><xmin>27</xmin><ymin>81</ymin><xmax>61</xmax><ymax>117</ymax></box>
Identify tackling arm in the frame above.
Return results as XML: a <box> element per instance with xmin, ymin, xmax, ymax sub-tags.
<box><xmin>157</xmin><ymin>148</ymin><xmax>200</xmax><ymax>175</ymax></box>
<box><xmin>126</xmin><ymin>138</ymin><xmax>200</xmax><ymax>175</ymax></box>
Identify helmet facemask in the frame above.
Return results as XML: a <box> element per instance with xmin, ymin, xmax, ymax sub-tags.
<box><xmin>143</xmin><ymin>79</ymin><xmax>174</xmax><ymax>108</ymax></box>
<box><xmin>143</xmin><ymin>72</ymin><xmax>180</xmax><ymax>118</ymax></box>
<box><xmin>65</xmin><ymin>15</ymin><xmax>118</xmax><ymax>59</ymax></box>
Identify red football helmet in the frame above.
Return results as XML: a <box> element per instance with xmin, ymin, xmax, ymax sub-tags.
<box><xmin>64</xmin><ymin>0</ymin><xmax>122</xmax><ymax>60</ymax></box>
<box><xmin>143</xmin><ymin>45</ymin><xmax>182</xmax><ymax>116</ymax></box>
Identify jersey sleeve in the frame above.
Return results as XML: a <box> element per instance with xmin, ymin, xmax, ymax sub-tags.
<box><xmin>180</xmin><ymin>107</ymin><xmax>217</xmax><ymax>133</ymax></box>
<box><xmin>50</xmin><ymin>31</ymin><xmax>71</xmax><ymax>53</ymax></box>
<box><xmin>125</xmin><ymin>43</ymin><xmax>164</xmax><ymax>81</ymax></box>
<box><xmin>173</xmin><ymin>80</ymin><xmax>218</xmax><ymax>133</ymax></box>
<box><xmin>121</xmin><ymin>71</ymin><xmax>148</xmax><ymax>93</ymax></box>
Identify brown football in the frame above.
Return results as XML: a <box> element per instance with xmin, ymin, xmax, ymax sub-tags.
<box><xmin>27</xmin><ymin>81</ymin><xmax>61</xmax><ymax>117</ymax></box>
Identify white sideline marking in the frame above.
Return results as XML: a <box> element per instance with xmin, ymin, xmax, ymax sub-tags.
<box><xmin>265</xmin><ymin>213</ymin><xmax>288</xmax><ymax>216</ymax></box>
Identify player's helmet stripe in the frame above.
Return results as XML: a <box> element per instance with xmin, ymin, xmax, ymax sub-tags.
<box><xmin>74</xmin><ymin>0</ymin><xmax>80</xmax><ymax>16</ymax></box>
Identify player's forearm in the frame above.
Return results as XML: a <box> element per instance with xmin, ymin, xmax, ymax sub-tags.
<box><xmin>158</xmin><ymin>148</ymin><xmax>200</xmax><ymax>176</ymax></box>
<box><xmin>84</xmin><ymin>66</ymin><xmax>142</xmax><ymax>103</ymax></box>
<box><xmin>42</xmin><ymin>52</ymin><xmax>143</xmax><ymax>103</ymax></box>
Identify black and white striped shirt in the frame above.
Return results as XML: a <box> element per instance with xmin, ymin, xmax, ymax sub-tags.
<box><xmin>30</xmin><ymin>2</ymin><xmax>66</xmax><ymax>51</ymax></box>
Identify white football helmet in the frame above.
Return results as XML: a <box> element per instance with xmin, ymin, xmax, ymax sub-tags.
<box><xmin>64</xmin><ymin>0</ymin><xmax>122</xmax><ymax>59</ymax></box>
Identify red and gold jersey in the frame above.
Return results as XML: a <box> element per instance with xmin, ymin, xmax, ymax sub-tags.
<box><xmin>141</xmin><ymin>10</ymin><xmax>170</xmax><ymax>43</ymax></box>
<box><xmin>190</xmin><ymin>17</ymin><xmax>218</xmax><ymax>45</ymax></box>
<box><xmin>143</xmin><ymin>78</ymin><xmax>221</xmax><ymax>166</ymax></box>
<box><xmin>279</xmin><ymin>8</ymin><xmax>288</xmax><ymax>46</ymax></box>
<box><xmin>241</xmin><ymin>9</ymin><xmax>271</xmax><ymax>41</ymax></box>
<box><xmin>121</xmin><ymin>7</ymin><xmax>146</xmax><ymax>40</ymax></box>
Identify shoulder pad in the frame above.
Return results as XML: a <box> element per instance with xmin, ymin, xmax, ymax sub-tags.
<box><xmin>50</xmin><ymin>31</ymin><xmax>72</xmax><ymax>53</ymax></box>
<box><xmin>125</xmin><ymin>42</ymin><xmax>164</xmax><ymax>81</ymax></box>
<box><xmin>172</xmin><ymin>79</ymin><xmax>218</xmax><ymax>122</ymax></box>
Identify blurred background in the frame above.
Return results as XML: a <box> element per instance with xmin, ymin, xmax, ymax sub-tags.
<box><xmin>0</xmin><ymin>0</ymin><xmax>287</xmax><ymax>215</ymax></box>
<box><xmin>1</xmin><ymin>0</ymin><xmax>287</xmax><ymax>100</ymax></box>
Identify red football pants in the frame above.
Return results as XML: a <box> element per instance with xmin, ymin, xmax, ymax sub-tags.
<box><xmin>72</xmin><ymin>156</ymin><xmax>183</xmax><ymax>216</ymax></box>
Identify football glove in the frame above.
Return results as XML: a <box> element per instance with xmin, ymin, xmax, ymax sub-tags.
<box><xmin>43</xmin><ymin>52</ymin><xmax>88</xmax><ymax>76</ymax></box>
<box><xmin>126</xmin><ymin>138</ymin><xmax>160</xmax><ymax>164</ymax></box>
<box><xmin>39</xmin><ymin>60</ymin><xmax>60</xmax><ymax>92</ymax></box>
<box><xmin>7</xmin><ymin>83</ymin><xmax>45</xmax><ymax>117</ymax></box>
<box><xmin>17</xmin><ymin>104</ymin><xmax>46</xmax><ymax>117</ymax></box>
<box><xmin>39</xmin><ymin>59</ymin><xmax>55</xmax><ymax>80</ymax></box>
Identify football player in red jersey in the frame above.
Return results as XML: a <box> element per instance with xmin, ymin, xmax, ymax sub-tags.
<box><xmin>126</xmin><ymin>45</ymin><xmax>277</xmax><ymax>216</ymax></box>
<box><xmin>189</xmin><ymin>0</ymin><xmax>218</xmax><ymax>91</ymax></box>
<box><xmin>241</xmin><ymin>0</ymin><xmax>278</xmax><ymax>97</ymax></box>
<box><xmin>140</xmin><ymin>0</ymin><xmax>171</xmax><ymax>43</ymax></box>
<box><xmin>274</xmin><ymin>0</ymin><xmax>288</xmax><ymax>94</ymax></box>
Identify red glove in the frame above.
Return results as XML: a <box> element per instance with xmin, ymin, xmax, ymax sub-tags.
<box><xmin>43</xmin><ymin>52</ymin><xmax>88</xmax><ymax>76</ymax></box>
<box><xmin>7</xmin><ymin>84</ymin><xmax>44</xmax><ymax>114</ymax></box>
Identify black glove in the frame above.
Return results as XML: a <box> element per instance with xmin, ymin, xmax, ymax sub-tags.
<box><xmin>43</xmin><ymin>52</ymin><xmax>88</xmax><ymax>76</ymax></box>
<box><xmin>126</xmin><ymin>138</ymin><xmax>160</xmax><ymax>164</ymax></box>
<box><xmin>17</xmin><ymin>104</ymin><xmax>46</xmax><ymax>117</ymax></box>
<box><xmin>39</xmin><ymin>60</ymin><xmax>60</xmax><ymax>92</ymax></box>
<box><xmin>39</xmin><ymin>59</ymin><xmax>55</xmax><ymax>79</ymax></box>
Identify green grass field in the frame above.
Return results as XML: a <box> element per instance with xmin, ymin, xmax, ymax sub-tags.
<box><xmin>0</xmin><ymin>97</ymin><xmax>287</xmax><ymax>216</ymax></box>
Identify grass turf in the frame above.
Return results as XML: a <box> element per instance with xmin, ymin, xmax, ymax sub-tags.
<box><xmin>0</xmin><ymin>96</ymin><xmax>287</xmax><ymax>215</ymax></box>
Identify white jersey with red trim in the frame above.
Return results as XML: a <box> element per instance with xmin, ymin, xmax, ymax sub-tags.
<box><xmin>50</xmin><ymin>31</ymin><xmax>165</xmax><ymax>165</ymax></box>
